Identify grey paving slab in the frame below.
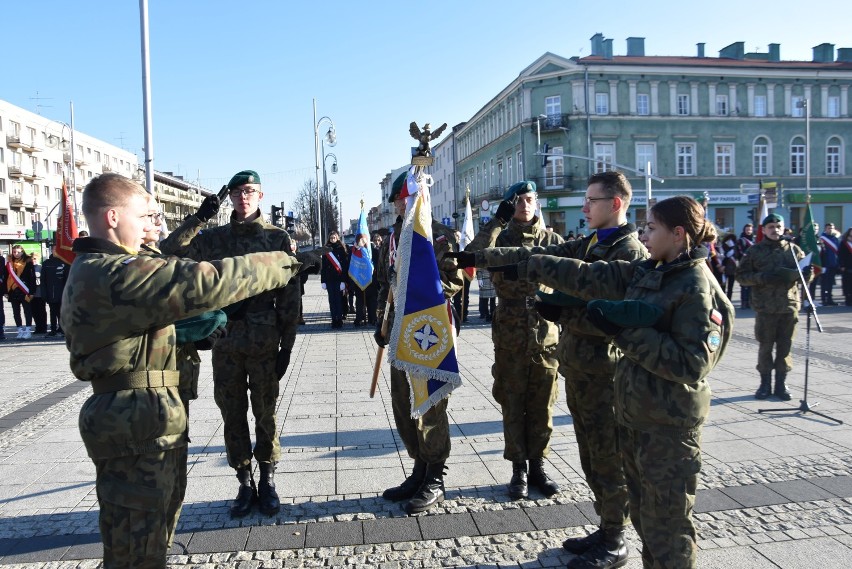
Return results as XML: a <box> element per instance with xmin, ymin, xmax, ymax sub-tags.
<box><xmin>185</xmin><ymin>527</ymin><xmax>250</xmax><ymax>554</ymax></box>
<box><xmin>695</xmin><ymin>488</ymin><xmax>745</xmax><ymax>513</ymax></box>
<box><xmin>697</xmin><ymin>546</ymin><xmax>780</xmax><ymax>568</ymax></box>
<box><xmin>766</xmin><ymin>479</ymin><xmax>838</xmax><ymax>502</ymax></box>
<box><xmin>245</xmin><ymin>523</ymin><xmax>306</xmax><ymax>550</ymax></box>
<box><xmin>0</xmin><ymin>534</ymin><xmax>77</xmax><ymax>563</ymax></box>
<box><xmin>304</xmin><ymin>520</ymin><xmax>363</xmax><ymax>547</ymax></box>
<box><xmin>525</xmin><ymin>503</ymin><xmax>591</xmax><ymax>531</ymax></box>
<box><xmin>418</xmin><ymin>512</ymin><xmax>479</xmax><ymax>540</ymax></box>
<box><xmin>363</xmin><ymin>517</ymin><xmax>422</xmax><ymax>544</ymax></box>
<box><xmin>753</xmin><ymin>536</ymin><xmax>852</xmax><ymax>567</ymax></box>
<box><xmin>720</xmin><ymin>484</ymin><xmax>788</xmax><ymax>508</ymax></box>
<box><xmin>61</xmin><ymin>534</ymin><xmax>103</xmax><ymax>560</ymax></box>
<box><xmin>471</xmin><ymin>507</ymin><xmax>536</xmax><ymax>535</ymax></box>
<box><xmin>809</xmin><ymin>475</ymin><xmax>852</xmax><ymax>498</ymax></box>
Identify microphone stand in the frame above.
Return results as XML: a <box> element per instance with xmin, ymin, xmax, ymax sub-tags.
<box><xmin>758</xmin><ymin>243</ymin><xmax>842</xmax><ymax>424</ymax></box>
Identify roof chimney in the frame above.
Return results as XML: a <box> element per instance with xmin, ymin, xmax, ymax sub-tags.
<box><xmin>813</xmin><ymin>43</ymin><xmax>835</xmax><ymax>63</ymax></box>
<box><xmin>590</xmin><ymin>33</ymin><xmax>604</xmax><ymax>56</ymax></box>
<box><xmin>768</xmin><ymin>43</ymin><xmax>780</xmax><ymax>62</ymax></box>
<box><xmin>697</xmin><ymin>43</ymin><xmax>705</xmax><ymax>58</ymax></box>
<box><xmin>626</xmin><ymin>37</ymin><xmax>645</xmax><ymax>57</ymax></box>
<box><xmin>603</xmin><ymin>38</ymin><xmax>614</xmax><ymax>60</ymax></box>
<box><xmin>837</xmin><ymin>48</ymin><xmax>852</xmax><ymax>62</ymax></box>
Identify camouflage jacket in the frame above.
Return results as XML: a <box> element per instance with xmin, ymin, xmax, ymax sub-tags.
<box><xmin>735</xmin><ymin>237</ymin><xmax>809</xmax><ymax>314</ymax></box>
<box><xmin>376</xmin><ymin>217</ymin><xmax>463</xmax><ymax>323</ymax></box>
<box><xmin>160</xmin><ymin>211</ymin><xmax>301</xmax><ymax>352</ymax></box>
<box><xmin>62</xmin><ymin>236</ymin><xmax>300</xmax><ymax>456</ymax></box>
<box><xmin>465</xmin><ymin>215</ymin><xmax>562</xmax><ymax>355</ymax></box>
<box><xmin>515</xmin><ymin>247</ymin><xmax>734</xmax><ymax>433</ymax></box>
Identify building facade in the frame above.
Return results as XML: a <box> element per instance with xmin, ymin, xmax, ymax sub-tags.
<box><xmin>0</xmin><ymin>99</ymin><xmax>139</xmax><ymax>250</ymax></box>
<box><xmin>455</xmin><ymin>36</ymin><xmax>852</xmax><ymax>236</ymax></box>
<box><xmin>152</xmin><ymin>171</ymin><xmax>231</xmax><ymax>232</ymax></box>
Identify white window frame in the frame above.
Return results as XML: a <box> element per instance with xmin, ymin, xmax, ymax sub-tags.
<box><xmin>595</xmin><ymin>93</ymin><xmax>609</xmax><ymax>115</ymax></box>
<box><xmin>676</xmin><ymin>143</ymin><xmax>696</xmax><ymax>176</ymax></box>
<box><xmin>826</xmin><ymin>138</ymin><xmax>842</xmax><ymax>175</ymax></box>
<box><xmin>753</xmin><ymin>137</ymin><xmax>770</xmax><ymax>176</ymax></box>
<box><xmin>594</xmin><ymin>142</ymin><xmax>615</xmax><ymax>173</ymax></box>
<box><xmin>790</xmin><ymin>138</ymin><xmax>806</xmax><ymax>176</ymax></box>
<box><xmin>828</xmin><ymin>96</ymin><xmax>840</xmax><ymax>118</ymax></box>
<box><xmin>715</xmin><ymin>143</ymin><xmax>734</xmax><ymax>176</ymax></box>
<box><xmin>791</xmin><ymin>96</ymin><xmax>804</xmax><ymax>118</ymax></box>
<box><xmin>677</xmin><ymin>94</ymin><xmax>690</xmax><ymax>116</ymax></box>
<box><xmin>636</xmin><ymin>94</ymin><xmax>650</xmax><ymax>116</ymax></box>
<box><xmin>754</xmin><ymin>95</ymin><xmax>767</xmax><ymax>117</ymax></box>
<box><xmin>545</xmin><ymin>95</ymin><xmax>561</xmax><ymax>118</ymax></box>
<box><xmin>545</xmin><ymin>146</ymin><xmax>564</xmax><ymax>188</ymax></box>
<box><xmin>716</xmin><ymin>94</ymin><xmax>729</xmax><ymax>116</ymax></box>
<box><xmin>635</xmin><ymin>142</ymin><xmax>657</xmax><ymax>175</ymax></box>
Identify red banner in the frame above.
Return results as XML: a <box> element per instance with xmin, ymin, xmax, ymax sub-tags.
<box><xmin>54</xmin><ymin>177</ymin><xmax>78</xmax><ymax>264</ymax></box>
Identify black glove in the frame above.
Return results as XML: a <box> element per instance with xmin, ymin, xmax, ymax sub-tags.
<box><xmin>773</xmin><ymin>267</ymin><xmax>800</xmax><ymax>285</ymax></box>
<box><xmin>300</xmin><ymin>261</ymin><xmax>320</xmax><ymax>275</ymax></box>
<box><xmin>495</xmin><ymin>199</ymin><xmax>515</xmax><ymax>224</ymax></box>
<box><xmin>374</xmin><ymin>323</ymin><xmax>388</xmax><ymax>347</ymax></box>
<box><xmin>534</xmin><ymin>301</ymin><xmax>562</xmax><ymax>322</ymax></box>
<box><xmin>195</xmin><ymin>188</ymin><xmax>224</xmax><ymax>222</ymax></box>
<box><xmin>194</xmin><ymin>325</ymin><xmax>226</xmax><ymax>350</ymax></box>
<box><xmin>490</xmin><ymin>264</ymin><xmax>519</xmax><ymax>280</ymax></box>
<box><xmin>586</xmin><ymin>299</ymin><xmax>665</xmax><ymax>336</ymax></box>
<box><xmin>446</xmin><ymin>250</ymin><xmax>476</xmax><ymax>269</ymax></box>
<box><xmin>275</xmin><ymin>349</ymin><xmax>291</xmax><ymax>380</ymax></box>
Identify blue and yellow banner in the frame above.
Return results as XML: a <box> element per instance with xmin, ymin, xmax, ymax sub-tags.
<box><xmin>389</xmin><ymin>170</ymin><xmax>461</xmax><ymax>417</ymax></box>
<box><xmin>348</xmin><ymin>206</ymin><xmax>373</xmax><ymax>291</ymax></box>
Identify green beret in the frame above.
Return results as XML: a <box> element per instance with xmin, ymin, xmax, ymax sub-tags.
<box><xmin>227</xmin><ymin>170</ymin><xmax>261</xmax><ymax>189</ymax></box>
<box><xmin>388</xmin><ymin>172</ymin><xmax>407</xmax><ymax>203</ymax></box>
<box><xmin>504</xmin><ymin>180</ymin><xmax>536</xmax><ymax>201</ymax></box>
<box><xmin>762</xmin><ymin>213</ymin><xmax>784</xmax><ymax>226</ymax></box>
<box><xmin>174</xmin><ymin>310</ymin><xmax>227</xmax><ymax>344</ymax></box>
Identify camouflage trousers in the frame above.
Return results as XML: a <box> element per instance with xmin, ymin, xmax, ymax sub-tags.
<box><xmin>93</xmin><ymin>448</ymin><xmax>183</xmax><ymax>569</ymax></box>
<box><xmin>212</xmin><ymin>347</ymin><xmax>281</xmax><ymax>469</ymax></box>
<box><xmin>563</xmin><ymin>370</ymin><xmax>629</xmax><ymax>528</ymax></box>
<box><xmin>492</xmin><ymin>349</ymin><xmax>559</xmax><ymax>461</ymax></box>
<box><xmin>754</xmin><ymin>311</ymin><xmax>798</xmax><ymax>374</ymax></box>
<box><xmin>620</xmin><ymin>425</ymin><xmax>701</xmax><ymax>569</ymax></box>
<box><xmin>390</xmin><ymin>365</ymin><xmax>451</xmax><ymax>464</ymax></box>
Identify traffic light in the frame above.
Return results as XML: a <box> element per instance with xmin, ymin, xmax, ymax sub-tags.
<box><xmin>285</xmin><ymin>215</ymin><xmax>295</xmax><ymax>232</ymax></box>
<box><xmin>270</xmin><ymin>206</ymin><xmax>282</xmax><ymax>227</ymax></box>
<box><xmin>579</xmin><ymin>219</ymin><xmax>586</xmax><ymax>228</ymax></box>
<box><xmin>747</xmin><ymin>208</ymin><xmax>755</xmax><ymax>223</ymax></box>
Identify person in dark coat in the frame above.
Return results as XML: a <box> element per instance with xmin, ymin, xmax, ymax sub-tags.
<box><xmin>321</xmin><ymin>230</ymin><xmax>349</xmax><ymax>328</ymax></box>
<box><xmin>40</xmin><ymin>252</ymin><xmax>70</xmax><ymax>336</ymax></box>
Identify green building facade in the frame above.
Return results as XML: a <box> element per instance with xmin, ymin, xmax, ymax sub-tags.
<box><xmin>455</xmin><ymin>35</ymin><xmax>852</xmax><ymax>236</ymax></box>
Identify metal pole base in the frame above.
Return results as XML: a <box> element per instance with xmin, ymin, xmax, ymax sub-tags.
<box><xmin>759</xmin><ymin>398</ymin><xmax>843</xmax><ymax>425</ymax></box>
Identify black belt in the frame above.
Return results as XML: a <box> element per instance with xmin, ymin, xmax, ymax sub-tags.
<box><xmin>499</xmin><ymin>297</ymin><xmax>537</xmax><ymax>309</ymax></box>
<box><xmin>90</xmin><ymin>371</ymin><xmax>180</xmax><ymax>395</ymax></box>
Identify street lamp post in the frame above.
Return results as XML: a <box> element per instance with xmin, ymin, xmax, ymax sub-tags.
<box><xmin>43</xmin><ymin>103</ymin><xmax>79</xmax><ymax>224</ymax></box>
<box><xmin>323</xmin><ymin>151</ymin><xmax>338</xmax><ymax>236</ymax></box>
<box><xmin>799</xmin><ymin>98</ymin><xmax>811</xmax><ymax>201</ymax></box>
<box><xmin>313</xmin><ymin>99</ymin><xmax>337</xmax><ymax>247</ymax></box>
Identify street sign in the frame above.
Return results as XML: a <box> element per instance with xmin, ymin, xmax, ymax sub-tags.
<box><xmin>481</xmin><ymin>216</ymin><xmax>491</xmax><ymax>224</ymax></box>
<box><xmin>747</xmin><ymin>193</ymin><xmax>759</xmax><ymax>205</ymax></box>
<box><xmin>480</xmin><ymin>199</ymin><xmax>490</xmax><ymax>212</ymax></box>
<box><xmin>452</xmin><ymin>212</ymin><xmax>459</xmax><ymax>219</ymax></box>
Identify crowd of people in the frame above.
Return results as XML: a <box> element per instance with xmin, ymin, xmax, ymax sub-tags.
<box><xmin>23</xmin><ymin>164</ymin><xmax>848</xmax><ymax>569</ymax></box>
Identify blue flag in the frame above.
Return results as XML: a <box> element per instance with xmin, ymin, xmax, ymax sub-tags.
<box><xmin>348</xmin><ymin>206</ymin><xmax>373</xmax><ymax>291</ymax></box>
<box><xmin>389</xmin><ymin>169</ymin><xmax>461</xmax><ymax>418</ymax></box>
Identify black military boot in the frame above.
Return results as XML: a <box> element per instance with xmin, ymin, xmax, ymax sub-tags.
<box><xmin>528</xmin><ymin>457</ymin><xmax>560</xmax><ymax>497</ymax></box>
<box><xmin>566</xmin><ymin>526</ymin><xmax>629</xmax><ymax>569</ymax></box>
<box><xmin>230</xmin><ymin>466</ymin><xmax>257</xmax><ymax>518</ymax></box>
<box><xmin>774</xmin><ymin>370</ymin><xmax>792</xmax><ymax>401</ymax></box>
<box><xmin>563</xmin><ymin>527</ymin><xmax>604</xmax><ymax>553</ymax></box>
<box><xmin>508</xmin><ymin>461</ymin><xmax>528</xmax><ymax>500</ymax></box>
<box><xmin>405</xmin><ymin>462</ymin><xmax>445</xmax><ymax>514</ymax></box>
<box><xmin>755</xmin><ymin>372</ymin><xmax>772</xmax><ymax>400</ymax></box>
<box><xmin>382</xmin><ymin>458</ymin><xmax>426</xmax><ymax>502</ymax></box>
<box><xmin>257</xmin><ymin>462</ymin><xmax>280</xmax><ymax>517</ymax></box>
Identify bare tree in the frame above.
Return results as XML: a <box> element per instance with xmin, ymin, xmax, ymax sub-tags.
<box><xmin>292</xmin><ymin>178</ymin><xmax>341</xmax><ymax>245</ymax></box>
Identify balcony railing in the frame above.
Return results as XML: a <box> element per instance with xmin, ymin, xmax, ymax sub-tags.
<box><xmin>6</xmin><ymin>135</ymin><xmax>23</xmax><ymax>148</ymax></box>
<box><xmin>7</xmin><ymin>165</ymin><xmax>23</xmax><ymax>178</ymax></box>
<box><xmin>9</xmin><ymin>193</ymin><xmax>35</xmax><ymax>208</ymax></box>
<box><xmin>528</xmin><ymin>174</ymin><xmax>575</xmax><ymax>192</ymax></box>
<box><xmin>531</xmin><ymin>113</ymin><xmax>570</xmax><ymax>133</ymax></box>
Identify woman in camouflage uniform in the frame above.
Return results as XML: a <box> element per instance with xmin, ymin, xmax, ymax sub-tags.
<box><xmin>480</xmin><ymin>196</ymin><xmax>734</xmax><ymax>569</ymax></box>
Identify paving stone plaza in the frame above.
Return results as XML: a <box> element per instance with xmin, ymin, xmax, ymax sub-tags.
<box><xmin>1</xmin><ymin>276</ymin><xmax>852</xmax><ymax>568</ymax></box>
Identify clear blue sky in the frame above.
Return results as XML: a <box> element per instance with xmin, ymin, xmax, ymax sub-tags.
<box><xmin>4</xmin><ymin>0</ymin><xmax>850</xmax><ymax>225</ymax></box>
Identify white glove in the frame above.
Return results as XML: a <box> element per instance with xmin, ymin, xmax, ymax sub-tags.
<box><xmin>321</xmin><ymin>283</ymin><xmax>327</xmax><ymax>290</ymax></box>
<box><xmin>339</xmin><ymin>282</ymin><xmax>346</xmax><ymax>292</ymax></box>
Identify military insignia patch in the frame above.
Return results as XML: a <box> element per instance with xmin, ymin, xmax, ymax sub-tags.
<box><xmin>706</xmin><ymin>330</ymin><xmax>722</xmax><ymax>352</ymax></box>
<box><xmin>710</xmin><ymin>309</ymin><xmax>723</xmax><ymax>325</ymax></box>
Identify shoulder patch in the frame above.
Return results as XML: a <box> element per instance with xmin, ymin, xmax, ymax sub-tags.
<box><xmin>710</xmin><ymin>309</ymin><xmax>723</xmax><ymax>326</ymax></box>
<box><xmin>706</xmin><ymin>330</ymin><xmax>722</xmax><ymax>352</ymax></box>
<box><xmin>435</xmin><ymin>235</ymin><xmax>447</xmax><ymax>244</ymax></box>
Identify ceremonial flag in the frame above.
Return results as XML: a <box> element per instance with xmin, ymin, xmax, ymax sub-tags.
<box><xmin>459</xmin><ymin>196</ymin><xmax>475</xmax><ymax>281</ymax></box>
<box><xmin>389</xmin><ymin>168</ymin><xmax>461</xmax><ymax>418</ymax></box>
<box><xmin>348</xmin><ymin>205</ymin><xmax>373</xmax><ymax>291</ymax></box>
<box><xmin>54</xmin><ymin>176</ymin><xmax>78</xmax><ymax>264</ymax></box>
<box><xmin>801</xmin><ymin>202</ymin><xmax>822</xmax><ymax>277</ymax></box>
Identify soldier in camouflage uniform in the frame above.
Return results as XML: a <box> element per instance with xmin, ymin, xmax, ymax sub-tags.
<box><xmin>161</xmin><ymin>170</ymin><xmax>301</xmax><ymax>519</ymax></box>
<box><xmin>463</xmin><ymin>196</ymin><xmax>734</xmax><ymax>569</ymax></box>
<box><xmin>463</xmin><ymin>181</ymin><xmax>563</xmax><ymax>500</ymax></box>
<box><xmin>374</xmin><ymin>172</ymin><xmax>464</xmax><ymax>515</ymax></box>
<box><xmin>62</xmin><ymin>173</ymin><xmax>301</xmax><ymax>568</ymax></box>
<box><xmin>735</xmin><ymin>213</ymin><xmax>810</xmax><ymax>401</ymax></box>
